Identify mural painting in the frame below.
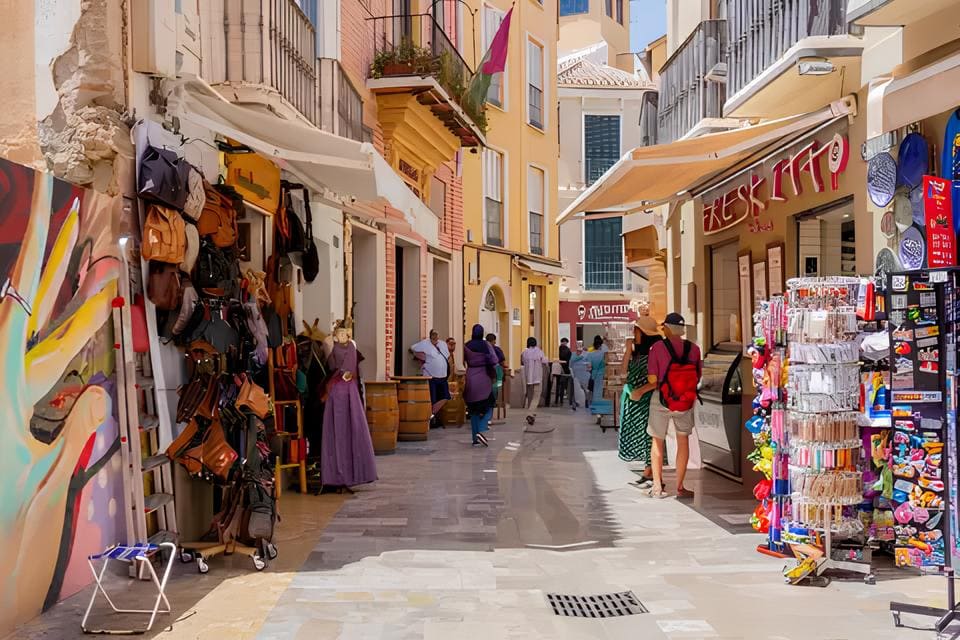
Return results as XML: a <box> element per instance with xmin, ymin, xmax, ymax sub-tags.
<box><xmin>0</xmin><ymin>157</ymin><xmax>123</xmax><ymax>634</ymax></box>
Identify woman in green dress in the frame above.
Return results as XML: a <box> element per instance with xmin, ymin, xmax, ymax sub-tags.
<box><xmin>619</xmin><ymin>316</ymin><xmax>663</xmax><ymax>484</ymax></box>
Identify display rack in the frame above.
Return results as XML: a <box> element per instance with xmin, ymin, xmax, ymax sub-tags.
<box><xmin>783</xmin><ymin>277</ymin><xmax>872</xmax><ymax>584</ymax></box>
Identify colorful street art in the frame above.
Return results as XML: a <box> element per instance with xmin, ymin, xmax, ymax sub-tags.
<box><xmin>0</xmin><ymin>157</ymin><xmax>122</xmax><ymax>635</ymax></box>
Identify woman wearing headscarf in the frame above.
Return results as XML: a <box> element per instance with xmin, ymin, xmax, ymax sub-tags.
<box><xmin>618</xmin><ymin>316</ymin><xmax>663</xmax><ymax>486</ymax></box>
<box><xmin>463</xmin><ymin>324</ymin><xmax>498</xmax><ymax>446</ymax></box>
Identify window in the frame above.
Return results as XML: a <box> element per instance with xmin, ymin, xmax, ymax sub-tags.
<box><xmin>483</xmin><ymin>5</ymin><xmax>505</xmax><ymax>107</ymax></box>
<box><xmin>337</xmin><ymin>68</ymin><xmax>364</xmax><ymax>142</ymax></box>
<box><xmin>584</xmin><ymin>114</ymin><xmax>620</xmax><ymax>185</ymax></box>
<box><xmin>584</xmin><ymin>217</ymin><xmax>623</xmax><ymax>291</ymax></box>
<box><xmin>484</xmin><ymin>148</ymin><xmax>504</xmax><ymax>247</ymax></box>
<box><xmin>527</xmin><ymin>39</ymin><xmax>544</xmax><ymax>129</ymax></box>
<box><xmin>528</xmin><ymin>166</ymin><xmax>544</xmax><ymax>255</ymax></box>
<box><xmin>559</xmin><ymin>0</ymin><xmax>588</xmax><ymax>15</ymax></box>
<box><xmin>605</xmin><ymin>0</ymin><xmax>613</xmax><ymax>17</ymax></box>
<box><xmin>616</xmin><ymin>0</ymin><xmax>623</xmax><ymax>23</ymax></box>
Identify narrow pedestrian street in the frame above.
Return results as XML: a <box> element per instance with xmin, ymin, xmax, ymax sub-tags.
<box><xmin>12</xmin><ymin>407</ymin><xmax>943</xmax><ymax>640</ymax></box>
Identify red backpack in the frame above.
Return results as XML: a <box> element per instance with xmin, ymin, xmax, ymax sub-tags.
<box><xmin>658</xmin><ymin>339</ymin><xmax>701</xmax><ymax>412</ymax></box>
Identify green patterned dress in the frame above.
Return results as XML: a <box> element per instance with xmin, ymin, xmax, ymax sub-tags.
<box><xmin>618</xmin><ymin>355</ymin><xmax>652</xmax><ymax>463</ymax></box>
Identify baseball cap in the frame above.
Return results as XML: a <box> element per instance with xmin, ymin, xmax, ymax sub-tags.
<box><xmin>663</xmin><ymin>312</ymin><xmax>686</xmax><ymax>327</ymax></box>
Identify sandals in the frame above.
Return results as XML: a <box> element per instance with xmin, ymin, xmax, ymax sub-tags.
<box><xmin>645</xmin><ymin>487</ymin><xmax>669</xmax><ymax>499</ymax></box>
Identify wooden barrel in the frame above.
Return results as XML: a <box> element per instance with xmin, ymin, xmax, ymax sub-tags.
<box><xmin>393</xmin><ymin>376</ymin><xmax>431</xmax><ymax>441</ymax></box>
<box><xmin>364</xmin><ymin>381</ymin><xmax>399</xmax><ymax>455</ymax></box>
<box><xmin>442</xmin><ymin>375</ymin><xmax>465</xmax><ymax>426</ymax></box>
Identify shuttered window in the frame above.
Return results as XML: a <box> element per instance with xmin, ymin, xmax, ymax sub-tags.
<box><xmin>484</xmin><ymin>149</ymin><xmax>504</xmax><ymax>247</ymax></box>
<box><xmin>527</xmin><ymin>39</ymin><xmax>544</xmax><ymax>129</ymax></box>
<box><xmin>584</xmin><ymin>115</ymin><xmax>620</xmax><ymax>185</ymax></box>
<box><xmin>528</xmin><ymin>166</ymin><xmax>544</xmax><ymax>255</ymax></box>
<box><xmin>483</xmin><ymin>5</ymin><xmax>505</xmax><ymax>107</ymax></box>
<box><xmin>584</xmin><ymin>217</ymin><xmax>624</xmax><ymax>291</ymax></box>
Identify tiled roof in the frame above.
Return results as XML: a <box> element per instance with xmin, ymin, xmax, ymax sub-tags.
<box><xmin>558</xmin><ymin>58</ymin><xmax>655</xmax><ymax>89</ymax></box>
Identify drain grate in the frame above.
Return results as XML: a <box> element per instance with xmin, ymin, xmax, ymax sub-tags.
<box><xmin>546</xmin><ymin>591</ymin><xmax>648</xmax><ymax>618</ymax></box>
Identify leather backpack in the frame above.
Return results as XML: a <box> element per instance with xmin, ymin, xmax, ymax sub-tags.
<box><xmin>139</xmin><ymin>144</ymin><xmax>190</xmax><ymax>209</ymax></box>
<box><xmin>142</xmin><ymin>204</ymin><xmax>187</xmax><ymax>264</ymax></box>
<box><xmin>198</xmin><ymin>181</ymin><xmax>238</xmax><ymax>248</ymax></box>
<box><xmin>196</xmin><ymin>240</ymin><xmax>236</xmax><ymax>295</ymax></box>
<box><xmin>146</xmin><ymin>262</ymin><xmax>182</xmax><ymax>311</ymax></box>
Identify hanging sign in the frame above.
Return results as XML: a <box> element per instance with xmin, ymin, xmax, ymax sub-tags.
<box><xmin>560</xmin><ymin>301</ymin><xmax>639</xmax><ymax>324</ymax></box>
<box><xmin>703</xmin><ymin>132</ymin><xmax>850</xmax><ymax>235</ymax></box>
<box><xmin>923</xmin><ymin>175</ymin><xmax>956</xmax><ymax>268</ymax></box>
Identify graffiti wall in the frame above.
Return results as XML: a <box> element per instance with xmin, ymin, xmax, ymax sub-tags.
<box><xmin>0</xmin><ymin>157</ymin><xmax>123</xmax><ymax>635</ymax></box>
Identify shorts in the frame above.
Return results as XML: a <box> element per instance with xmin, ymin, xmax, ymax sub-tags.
<box><xmin>428</xmin><ymin>377</ymin><xmax>451</xmax><ymax>404</ymax></box>
<box><xmin>647</xmin><ymin>401</ymin><xmax>695</xmax><ymax>439</ymax></box>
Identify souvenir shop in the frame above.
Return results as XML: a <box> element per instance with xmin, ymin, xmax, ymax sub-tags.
<box><xmin>741</xmin><ymin>96</ymin><xmax>960</xmax><ymax>627</ymax></box>
<box><xmin>125</xmin><ymin>115</ymin><xmax>377</xmax><ymax>573</ymax></box>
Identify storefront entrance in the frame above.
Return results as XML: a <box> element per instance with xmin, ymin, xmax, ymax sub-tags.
<box><xmin>795</xmin><ymin>198</ymin><xmax>855</xmax><ymax>278</ymax></box>
<box><xmin>528</xmin><ymin>285</ymin><xmax>544</xmax><ymax>347</ymax></box>
<box><xmin>394</xmin><ymin>240</ymin><xmax>422</xmax><ymax>375</ymax></box>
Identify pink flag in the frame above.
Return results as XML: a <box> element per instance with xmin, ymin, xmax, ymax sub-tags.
<box><xmin>482</xmin><ymin>7</ymin><xmax>513</xmax><ymax>75</ymax></box>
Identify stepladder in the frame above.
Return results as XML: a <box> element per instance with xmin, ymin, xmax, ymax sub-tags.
<box><xmin>268</xmin><ymin>347</ymin><xmax>307</xmax><ymax>497</ymax></box>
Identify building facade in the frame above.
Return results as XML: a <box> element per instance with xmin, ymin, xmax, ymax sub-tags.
<box><xmin>461</xmin><ymin>0</ymin><xmax>562</xmax><ymax>371</ymax></box>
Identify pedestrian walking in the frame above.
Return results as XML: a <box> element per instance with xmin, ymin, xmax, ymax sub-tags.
<box><xmin>556</xmin><ymin>337</ymin><xmax>573</xmax><ymax>405</ymax></box>
<box><xmin>463</xmin><ymin>324</ymin><xmax>498</xmax><ymax>446</ymax></box>
<box><xmin>411</xmin><ymin>330</ymin><xmax>452</xmax><ymax>428</ymax></box>
<box><xmin>618</xmin><ymin>316</ymin><xmax>662</xmax><ymax>484</ymax></box>
<box><xmin>520</xmin><ymin>337</ymin><xmax>549</xmax><ymax>425</ymax></box>
<box><xmin>585</xmin><ymin>335</ymin><xmax>608</xmax><ymax>406</ymax></box>
<box><xmin>645</xmin><ymin>313</ymin><xmax>702</xmax><ymax>499</ymax></box>
<box><xmin>569</xmin><ymin>341</ymin><xmax>591</xmax><ymax>409</ymax></box>
<box><xmin>486</xmin><ymin>333</ymin><xmax>506</xmax><ymax>404</ymax></box>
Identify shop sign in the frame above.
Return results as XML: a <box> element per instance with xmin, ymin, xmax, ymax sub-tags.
<box><xmin>702</xmin><ymin>133</ymin><xmax>850</xmax><ymax>235</ymax></box>
<box><xmin>923</xmin><ymin>175</ymin><xmax>956</xmax><ymax>268</ymax></box>
<box><xmin>560</xmin><ymin>301</ymin><xmax>639</xmax><ymax>324</ymax></box>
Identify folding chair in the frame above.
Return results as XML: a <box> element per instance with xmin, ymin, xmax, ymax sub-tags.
<box><xmin>81</xmin><ymin>541</ymin><xmax>176</xmax><ymax>635</ymax></box>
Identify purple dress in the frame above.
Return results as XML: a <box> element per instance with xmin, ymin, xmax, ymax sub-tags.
<box><xmin>463</xmin><ymin>342</ymin><xmax>498</xmax><ymax>415</ymax></box>
<box><xmin>322</xmin><ymin>342</ymin><xmax>378</xmax><ymax>487</ymax></box>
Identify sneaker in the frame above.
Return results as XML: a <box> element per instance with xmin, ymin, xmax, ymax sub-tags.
<box><xmin>676</xmin><ymin>487</ymin><xmax>695</xmax><ymax>500</ymax></box>
<box><xmin>526</xmin><ymin>415</ymin><xmax>535</xmax><ymax>425</ymax></box>
<box><xmin>476</xmin><ymin>433</ymin><xmax>489</xmax><ymax>447</ymax></box>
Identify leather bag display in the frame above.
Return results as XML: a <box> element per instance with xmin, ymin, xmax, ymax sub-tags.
<box><xmin>141</xmin><ymin>204</ymin><xmax>187</xmax><ymax>264</ymax></box>
<box><xmin>139</xmin><ymin>144</ymin><xmax>191</xmax><ymax>209</ymax></box>
<box><xmin>182</xmin><ymin>166</ymin><xmax>206</xmax><ymax>221</ymax></box>
<box><xmin>236</xmin><ymin>374</ymin><xmax>271</xmax><ymax>419</ymax></box>
<box><xmin>180</xmin><ymin>419</ymin><xmax>238</xmax><ymax>481</ymax></box>
<box><xmin>198</xmin><ymin>182</ymin><xmax>239</xmax><ymax>248</ymax></box>
<box><xmin>146</xmin><ymin>262</ymin><xmax>182</xmax><ymax>311</ymax></box>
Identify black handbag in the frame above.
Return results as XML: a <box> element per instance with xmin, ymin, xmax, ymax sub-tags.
<box><xmin>139</xmin><ymin>145</ymin><xmax>190</xmax><ymax>210</ymax></box>
<box><xmin>301</xmin><ymin>197</ymin><xmax>320</xmax><ymax>282</ymax></box>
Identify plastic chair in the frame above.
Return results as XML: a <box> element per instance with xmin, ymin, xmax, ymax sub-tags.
<box><xmin>81</xmin><ymin>541</ymin><xmax>176</xmax><ymax>634</ymax></box>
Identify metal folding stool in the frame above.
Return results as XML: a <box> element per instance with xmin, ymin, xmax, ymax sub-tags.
<box><xmin>81</xmin><ymin>541</ymin><xmax>176</xmax><ymax>635</ymax></box>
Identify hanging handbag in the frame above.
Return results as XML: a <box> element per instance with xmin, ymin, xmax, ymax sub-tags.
<box><xmin>182</xmin><ymin>166</ymin><xmax>206</xmax><ymax>221</ymax></box>
<box><xmin>301</xmin><ymin>195</ymin><xmax>320</xmax><ymax>282</ymax></box>
<box><xmin>181</xmin><ymin>419</ymin><xmax>237</xmax><ymax>481</ymax></box>
<box><xmin>166</xmin><ymin>418</ymin><xmax>200</xmax><ymax>461</ymax></box>
<box><xmin>142</xmin><ymin>204</ymin><xmax>187</xmax><ymax>264</ymax></box>
<box><xmin>236</xmin><ymin>374</ymin><xmax>271</xmax><ymax>418</ymax></box>
<box><xmin>139</xmin><ymin>144</ymin><xmax>191</xmax><ymax>209</ymax></box>
<box><xmin>146</xmin><ymin>262</ymin><xmax>182</xmax><ymax>311</ymax></box>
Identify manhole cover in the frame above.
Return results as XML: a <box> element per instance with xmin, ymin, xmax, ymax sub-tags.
<box><xmin>546</xmin><ymin>592</ymin><xmax>647</xmax><ymax>618</ymax></box>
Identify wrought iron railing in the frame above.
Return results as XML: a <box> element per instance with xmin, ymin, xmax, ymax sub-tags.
<box><xmin>584</xmin><ymin>256</ymin><xmax>625</xmax><ymax>291</ymax></box>
<box><xmin>367</xmin><ymin>13</ymin><xmax>481</xmax><ymax>125</ymax></box>
<box><xmin>657</xmin><ymin>20</ymin><xmax>726</xmax><ymax>144</ymax></box>
<box><xmin>222</xmin><ymin>0</ymin><xmax>319</xmax><ymax>125</ymax></box>
<box><xmin>724</xmin><ymin>0</ymin><xmax>847</xmax><ymax>98</ymax></box>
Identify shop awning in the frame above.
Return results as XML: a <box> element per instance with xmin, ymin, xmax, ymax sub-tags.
<box><xmin>516</xmin><ymin>257</ymin><xmax>569</xmax><ymax>278</ymax></box>
<box><xmin>557</xmin><ymin>97</ymin><xmax>856</xmax><ymax>224</ymax></box>
<box><xmin>166</xmin><ymin>77</ymin><xmax>438</xmax><ymax>244</ymax></box>
<box><xmin>866</xmin><ymin>50</ymin><xmax>960</xmax><ymax>139</ymax></box>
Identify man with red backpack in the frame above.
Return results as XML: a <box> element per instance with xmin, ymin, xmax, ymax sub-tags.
<box><xmin>645</xmin><ymin>313</ymin><xmax>702</xmax><ymax>500</ymax></box>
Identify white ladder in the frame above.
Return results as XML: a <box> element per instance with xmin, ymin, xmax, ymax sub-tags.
<box><xmin>113</xmin><ymin>235</ymin><xmax>178</xmax><ymax>550</ymax></box>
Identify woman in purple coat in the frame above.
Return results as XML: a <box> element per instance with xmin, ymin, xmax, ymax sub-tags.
<box><xmin>463</xmin><ymin>324</ymin><xmax>498</xmax><ymax>446</ymax></box>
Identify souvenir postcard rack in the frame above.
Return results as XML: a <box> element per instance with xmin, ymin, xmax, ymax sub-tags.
<box><xmin>886</xmin><ymin>268</ymin><xmax>960</xmax><ymax>632</ymax></box>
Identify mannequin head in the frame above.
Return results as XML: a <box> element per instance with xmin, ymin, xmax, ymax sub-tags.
<box><xmin>333</xmin><ymin>318</ymin><xmax>353</xmax><ymax>344</ymax></box>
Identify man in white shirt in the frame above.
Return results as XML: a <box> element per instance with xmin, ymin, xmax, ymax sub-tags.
<box><xmin>520</xmin><ymin>337</ymin><xmax>549</xmax><ymax>425</ymax></box>
<box><xmin>411</xmin><ymin>330</ymin><xmax>451</xmax><ymax>427</ymax></box>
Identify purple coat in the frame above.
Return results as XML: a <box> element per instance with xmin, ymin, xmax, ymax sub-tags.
<box><xmin>463</xmin><ymin>341</ymin><xmax>498</xmax><ymax>403</ymax></box>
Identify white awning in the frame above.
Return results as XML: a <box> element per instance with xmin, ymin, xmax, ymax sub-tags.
<box><xmin>866</xmin><ymin>50</ymin><xmax>960</xmax><ymax>139</ymax></box>
<box><xmin>517</xmin><ymin>258</ymin><xmax>569</xmax><ymax>278</ymax></box>
<box><xmin>166</xmin><ymin>76</ymin><xmax>438</xmax><ymax>244</ymax></box>
<box><xmin>557</xmin><ymin>97</ymin><xmax>856</xmax><ymax>224</ymax></box>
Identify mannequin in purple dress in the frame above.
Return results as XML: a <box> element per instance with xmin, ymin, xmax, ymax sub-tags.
<box><xmin>321</xmin><ymin>320</ymin><xmax>377</xmax><ymax>489</ymax></box>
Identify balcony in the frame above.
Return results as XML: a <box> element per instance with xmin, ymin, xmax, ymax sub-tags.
<box><xmin>848</xmin><ymin>0</ymin><xmax>955</xmax><ymax>30</ymax></box>
<box><xmin>367</xmin><ymin>13</ymin><xmax>485</xmax><ymax>149</ymax></box>
<box><xmin>657</xmin><ymin>20</ymin><xmax>729</xmax><ymax>144</ymax></box>
<box><xmin>218</xmin><ymin>0</ymin><xmax>319</xmax><ymax>126</ymax></box>
<box><xmin>723</xmin><ymin>0</ymin><xmax>863</xmax><ymax>119</ymax></box>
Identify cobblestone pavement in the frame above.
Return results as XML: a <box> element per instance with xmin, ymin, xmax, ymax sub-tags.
<box><xmin>9</xmin><ymin>407</ymin><xmax>951</xmax><ymax>639</ymax></box>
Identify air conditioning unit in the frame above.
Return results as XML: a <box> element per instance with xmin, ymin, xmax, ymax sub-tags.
<box><xmin>176</xmin><ymin>0</ymin><xmax>202</xmax><ymax>75</ymax></box>
<box><xmin>131</xmin><ymin>0</ymin><xmax>177</xmax><ymax>77</ymax></box>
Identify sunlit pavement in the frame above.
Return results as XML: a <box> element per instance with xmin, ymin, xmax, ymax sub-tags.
<box><xmin>10</xmin><ymin>407</ymin><xmax>947</xmax><ymax>639</ymax></box>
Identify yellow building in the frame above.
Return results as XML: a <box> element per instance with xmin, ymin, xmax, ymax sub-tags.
<box><xmin>558</xmin><ymin>0</ymin><xmax>632</xmax><ymax>71</ymax></box>
<box><xmin>461</xmin><ymin>0</ymin><xmax>562</xmax><ymax>369</ymax></box>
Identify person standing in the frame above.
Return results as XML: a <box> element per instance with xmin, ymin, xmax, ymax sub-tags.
<box><xmin>463</xmin><ymin>324</ymin><xmax>498</xmax><ymax>446</ymax></box>
<box><xmin>486</xmin><ymin>333</ymin><xmax>506</xmax><ymax>404</ymax></box>
<box><xmin>411</xmin><ymin>330</ymin><xmax>451</xmax><ymax>428</ymax></box>
<box><xmin>585</xmin><ymin>335</ymin><xmax>609</xmax><ymax>406</ymax></box>
<box><xmin>618</xmin><ymin>317</ymin><xmax>662</xmax><ymax>484</ymax></box>
<box><xmin>569</xmin><ymin>341</ymin><xmax>591</xmax><ymax>410</ymax></box>
<box><xmin>645</xmin><ymin>313</ymin><xmax>702</xmax><ymax>499</ymax></box>
<box><xmin>446</xmin><ymin>337</ymin><xmax>458</xmax><ymax>378</ymax></box>
<box><xmin>556</xmin><ymin>337</ymin><xmax>573</xmax><ymax>405</ymax></box>
<box><xmin>520</xmin><ymin>337</ymin><xmax>549</xmax><ymax>425</ymax></box>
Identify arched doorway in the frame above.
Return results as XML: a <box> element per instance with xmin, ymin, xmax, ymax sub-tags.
<box><xmin>478</xmin><ymin>282</ymin><xmax>510</xmax><ymax>360</ymax></box>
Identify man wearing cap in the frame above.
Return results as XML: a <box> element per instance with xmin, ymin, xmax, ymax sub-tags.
<box><xmin>645</xmin><ymin>313</ymin><xmax>702</xmax><ymax>499</ymax></box>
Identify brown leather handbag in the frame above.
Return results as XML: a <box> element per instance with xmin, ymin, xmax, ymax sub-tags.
<box><xmin>166</xmin><ymin>418</ymin><xmax>199</xmax><ymax>461</ymax></box>
<box><xmin>236</xmin><ymin>374</ymin><xmax>271</xmax><ymax>418</ymax></box>
<box><xmin>181</xmin><ymin>419</ymin><xmax>237</xmax><ymax>481</ymax></box>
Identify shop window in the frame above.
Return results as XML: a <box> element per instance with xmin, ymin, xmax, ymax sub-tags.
<box><xmin>584</xmin><ymin>114</ymin><xmax>620</xmax><ymax>185</ymax></box>
<box><xmin>584</xmin><ymin>217</ymin><xmax>623</xmax><ymax>291</ymax></box>
<box><xmin>528</xmin><ymin>165</ymin><xmax>544</xmax><ymax>255</ymax></box>
<box><xmin>484</xmin><ymin>148</ymin><xmax>504</xmax><ymax>247</ymax></box>
<box><xmin>484</xmin><ymin>5</ymin><xmax>506</xmax><ymax>107</ymax></box>
<box><xmin>560</xmin><ymin>0</ymin><xmax>588</xmax><ymax>16</ymax></box>
<box><xmin>527</xmin><ymin>39</ymin><xmax>544</xmax><ymax>130</ymax></box>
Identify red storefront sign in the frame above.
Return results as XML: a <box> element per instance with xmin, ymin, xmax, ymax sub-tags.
<box><xmin>703</xmin><ymin>132</ymin><xmax>850</xmax><ymax>235</ymax></box>
<box><xmin>923</xmin><ymin>175</ymin><xmax>956</xmax><ymax>268</ymax></box>
<box><xmin>559</xmin><ymin>301</ymin><xmax>639</xmax><ymax>324</ymax></box>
